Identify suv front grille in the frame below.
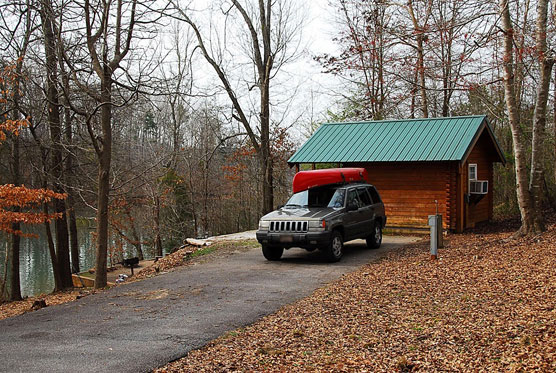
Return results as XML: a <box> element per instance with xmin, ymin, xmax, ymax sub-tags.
<box><xmin>269</xmin><ymin>221</ymin><xmax>308</xmax><ymax>233</ymax></box>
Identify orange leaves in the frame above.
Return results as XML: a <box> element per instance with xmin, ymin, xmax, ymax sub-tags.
<box><xmin>222</xmin><ymin>144</ymin><xmax>254</xmax><ymax>183</ymax></box>
<box><xmin>0</xmin><ymin>60</ymin><xmax>67</xmax><ymax>235</ymax></box>
<box><xmin>0</xmin><ymin>119</ymin><xmax>28</xmax><ymax>142</ymax></box>
<box><xmin>0</xmin><ymin>185</ymin><xmax>66</xmax><ymax>208</ymax></box>
<box><xmin>0</xmin><ymin>185</ymin><xmax>67</xmax><ymax>235</ymax></box>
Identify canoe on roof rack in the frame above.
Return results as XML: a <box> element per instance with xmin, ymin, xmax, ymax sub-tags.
<box><xmin>292</xmin><ymin>168</ymin><xmax>368</xmax><ymax>194</ymax></box>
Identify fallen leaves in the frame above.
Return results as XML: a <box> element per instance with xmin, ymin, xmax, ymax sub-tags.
<box><xmin>0</xmin><ymin>289</ymin><xmax>96</xmax><ymax>321</ymax></box>
<box><xmin>157</xmin><ymin>217</ymin><xmax>556</xmax><ymax>372</ymax></box>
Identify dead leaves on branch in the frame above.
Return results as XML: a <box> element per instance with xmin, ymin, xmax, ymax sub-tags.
<box><xmin>0</xmin><ymin>184</ymin><xmax>67</xmax><ymax>235</ymax></box>
<box><xmin>158</xmin><ymin>218</ymin><xmax>556</xmax><ymax>372</ymax></box>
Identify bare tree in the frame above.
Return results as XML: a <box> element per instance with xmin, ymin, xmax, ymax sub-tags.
<box><xmin>169</xmin><ymin>0</ymin><xmax>302</xmax><ymax>215</ymax></box>
<box><xmin>40</xmin><ymin>0</ymin><xmax>72</xmax><ymax>288</ymax></box>
<box><xmin>56</xmin><ymin>0</ymin><xmax>148</xmax><ymax>287</ymax></box>
<box><xmin>499</xmin><ymin>0</ymin><xmax>553</xmax><ymax>235</ymax></box>
<box><xmin>0</xmin><ymin>0</ymin><xmax>33</xmax><ymax>300</ymax></box>
<box><xmin>406</xmin><ymin>0</ymin><xmax>433</xmax><ymax>118</ymax></box>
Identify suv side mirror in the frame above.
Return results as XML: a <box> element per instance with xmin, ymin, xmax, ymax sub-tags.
<box><xmin>347</xmin><ymin>203</ymin><xmax>358</xmax><ymax>212</ymax></box>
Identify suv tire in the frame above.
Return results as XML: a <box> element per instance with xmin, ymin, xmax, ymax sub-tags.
<box><xmin>324</xmin><ymin>230</ymin><xmax>343</xmax><ymax>262</ymax></box>
<box><xmin>366</xmin><ymin>222</ymin><xmax>382</xmax><ymax>249</ymax></box>
<box><xmin>262</xmin><ymin>245</ymin><xmax>283</xmax><ymax>261</ymax></box>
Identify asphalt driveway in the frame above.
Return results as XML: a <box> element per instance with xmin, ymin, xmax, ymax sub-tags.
<box><xmin>0</xmin><ymin>236</ymin><xmax>418</xmax><ymax>373</ymax></box>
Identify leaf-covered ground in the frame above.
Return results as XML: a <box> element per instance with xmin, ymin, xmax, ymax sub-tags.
<box><xmin>158</xmin><ymin>219</ymin><xmax>556</xmax><ymax>372</ymax></box>
<box><xmin>0</xmin><ymin>289</ymin><xmax>96</xmax><ymax>320</ymax></box>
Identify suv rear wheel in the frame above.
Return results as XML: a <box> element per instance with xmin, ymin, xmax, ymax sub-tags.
<box><xmin>324</xmin><ymin>230</ymin><xmax>343</xmax><ymax>262</ymax></box>
<box><xmin>262</xmin><ymin>244</ymin><xmax>283</xmax><ymax>261</ymax></box>
<box><xmin>366</xmin><ymin>222</ymin><xmax>382</xmax><ymax>249</ymax></box>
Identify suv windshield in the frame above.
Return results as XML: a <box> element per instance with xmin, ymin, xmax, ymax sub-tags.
<box><xmin>284</xmin><ymin>186</ymin><xmax>345</xmax><ymax>208</ymax></box>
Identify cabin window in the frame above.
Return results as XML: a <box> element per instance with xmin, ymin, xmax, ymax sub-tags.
<box><xmin>469</xmin><ymin>164</ymin><xmax>477</xmax><ymax>181</ymax></box>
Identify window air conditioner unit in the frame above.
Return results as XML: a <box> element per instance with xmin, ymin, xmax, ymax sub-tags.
<box><xmin>469</xmin><ymin>180</ymin><xmax>488</xmax><ymax>194</ymax></box>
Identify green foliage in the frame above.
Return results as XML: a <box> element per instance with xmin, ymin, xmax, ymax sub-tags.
<box><xmin>160</xmin><ymin>168</ymin><xmax>189</xmax><ymax>215</ymax></box>
<box><xmin>189</xmin><ymin>246</ymin><xmax>215</xmax><ymax>258</ymax></box>
<box><xmin>299</xmin><ymin>163</ymin><xmax>339</xmax><ymax>171</ymax></box>
<box><xmin>143</xmin><ymin>110</ymin><xmax>157</xmax><ymax>136</ymax></box>
<box><xmin>159</xmin><ymin>168</ymin><xmax>193</xmax><ymax>248</ymax></box>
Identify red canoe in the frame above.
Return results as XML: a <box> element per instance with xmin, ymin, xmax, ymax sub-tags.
<box><xmin>292</xmin><ymin>168</ymin><xmax>369</xmax><ymax>194</ymax></box>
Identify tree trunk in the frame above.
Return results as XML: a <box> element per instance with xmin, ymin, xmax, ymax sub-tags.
<box><xmin>67</xmin><ymin>198</ymin><xmax>79</xmax><ymax>273</ymax></box>
<box><xmin>260</xmin><ymin>75</ymin><xmax>273</xmax><ymax>215</ymax></box>
<box><xmin>44</xmin><ymin>203</ymin><xmax>62</xmax><ymax>291</ymax></box>
<box><xmin>9</xmin><ymin>228</ymin><xmax>21</xmax><ymax>301</ymax></box>
<box><xmin>41</xmin><ymin>1</ymin><xmax>72</xmax><ymax>287</ymax></box>
<box><xmin>154</xmin><ymin>196</ymin><xmax>163</xmax><ymax>257</ymax></box>
<box><xmin>407</xmin><ymin>0</ymin><xmax>430</xmax><ymax>118</ymax></box>
<box><xmin>416</xmin><ymin>34</ymin><xmax>428</xmax><ymax>118</ymax></box>
<box><xmin>130</xmin><ymin>223</ymin><xmax>144</xmax><ymax>261</ymax></box>
<box><xmin>529</xmin><ymin>0</ymin><xmax>553</xmax><ymax>231</ymax></box>
<box><xmin>260</xmin><ymin>1</ymin><xmax>274</xmax><ymax>215</ymax></box>
<box><xmin>500</xmin><ymin>0</ymin><xmax>535</xmax><ymax>235</ymax></box>
<box><xmin>554</xmin><ymin>68</ymin><xmax>556</xmax><ymax>186</ymax></box>
<box><xmin>63</xmin><ymin>69</ymin><xmax>80</xmax><ymax>274</ymax></box>
<box><xmin>94</xmin><ymin>75</ymin><xmax>112</xmax><ymax>289</ymax></box>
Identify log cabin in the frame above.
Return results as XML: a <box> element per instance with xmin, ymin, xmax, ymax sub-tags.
<box><xmin>288</xmin><ymin>115</ymin><xmax>506</xmax><ymax>232</ymax></box>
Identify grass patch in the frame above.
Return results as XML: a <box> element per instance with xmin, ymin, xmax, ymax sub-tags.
<box><xmin>189</xmin><ymin>246</ymin><xmax>216</xmax><ymax>258</ymax></box>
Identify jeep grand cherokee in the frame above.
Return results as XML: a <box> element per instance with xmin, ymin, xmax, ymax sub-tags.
<box><xmin>256</xmin><ymin>183</ymin><xmax>386</xmax><ymax>262</ymax></box>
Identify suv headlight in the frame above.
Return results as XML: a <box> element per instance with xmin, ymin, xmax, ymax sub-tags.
<box><xmin>258</xmin><ymin>220</ymin><xmax>270</xmax><ymax>231</ymax></box>
<box><xmin>308</xmin><ymin>219</ymin><xmax>326</xmax><ymax>232</ymax></box>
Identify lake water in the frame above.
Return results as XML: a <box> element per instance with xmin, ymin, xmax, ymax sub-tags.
<box><xmin>0</xmin><ymin>221</ymin><xmax>152</xmax><ymax>297</ymax></box>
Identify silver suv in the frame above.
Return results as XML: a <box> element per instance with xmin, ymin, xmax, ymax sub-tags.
<box><xmin>256</xmin><ymin>183</ymin><xmax>386</xmax><ymax>262</ymax></box>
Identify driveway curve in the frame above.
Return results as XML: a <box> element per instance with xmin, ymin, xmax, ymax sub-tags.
<box><xmin>0</xmin><ymin>236</ymin><xmax>418</xmax><ymax>373</ymax></box>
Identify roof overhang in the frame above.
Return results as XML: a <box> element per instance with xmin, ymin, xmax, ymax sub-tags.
<box><xmin>460</xmin><ymin>117</ymin><xmax>506</xmax><ymax>166</ymax></box>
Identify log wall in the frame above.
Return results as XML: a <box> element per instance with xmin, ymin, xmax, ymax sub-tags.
<box><xmin>343</xmin><ymin>129</ymin><xmax>498</xmax><ymax>231</ymax></box>
<box><xmin>350</xmin><ymin>162</ymin><xmax>454</xmax><ymax>229</ymax></box>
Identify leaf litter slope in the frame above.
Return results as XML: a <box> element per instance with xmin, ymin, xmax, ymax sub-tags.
<box><xmin>158</xmin><ymin>217</ymin><xmax>556</xmax><ymax>372</ymax></box>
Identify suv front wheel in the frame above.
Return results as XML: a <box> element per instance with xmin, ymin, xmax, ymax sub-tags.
<box><xmin>366</xmin><ymin>222</ymin><xmax>382</xmax><ymax>249</ymax></box>
<box><xmin>262</xmin><ymin>244</ymin><xmax>283</xmax><ymax>261</ymax></box>
<box><xmin>324</xmin><ymin>230</ymin><xmax>343</xmax><ymax>262</ymax></box>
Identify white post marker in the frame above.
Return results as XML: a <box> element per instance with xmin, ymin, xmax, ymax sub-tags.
<box><xmin>428</xmin><ymin>200</ymin><xmax>442</xmax><ymax>260</ymax></box>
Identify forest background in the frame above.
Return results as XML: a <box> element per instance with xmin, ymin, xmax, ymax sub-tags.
<box><xmin>1</xmin><ymin>0</ymin><xmax>555</xmax><ymax>300</ymax></box>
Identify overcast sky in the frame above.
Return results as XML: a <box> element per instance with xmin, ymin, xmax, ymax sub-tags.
<box><xmin>156</xmin><ymin>0</ymin><xmax>344</xmax><ymax>143</ymax></box>
<box><xmin>275</xmin><ymin>0</ymin><xmax>344</xmax><ymax>140</ymax></box>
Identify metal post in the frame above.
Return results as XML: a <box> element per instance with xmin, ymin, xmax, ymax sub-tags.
<box><xmin>428</xmin><ymin>214</ymin><xmax>439</xmax><ymax>260</ymax></box>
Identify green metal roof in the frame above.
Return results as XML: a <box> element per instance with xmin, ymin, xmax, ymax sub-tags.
<box><xmin>288</xmin><ymin>115</ymin><xmax>505</xmax><ymax>164</ymax></box>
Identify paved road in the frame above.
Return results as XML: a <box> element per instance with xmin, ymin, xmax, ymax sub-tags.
<box><xmin>0</xmin><ymin>236</ymin><xmax>418</xmax><ymax>373</ymax></box>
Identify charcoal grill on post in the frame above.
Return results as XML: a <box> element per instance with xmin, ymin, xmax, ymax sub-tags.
<box><xmin>122</xmin><ymin>257</ymin><xmax>139</xmax><ymax>275</ymax></box>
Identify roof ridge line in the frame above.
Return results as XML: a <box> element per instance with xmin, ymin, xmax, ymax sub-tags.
<box><xmin>325</xmin><ymin>115</ymin><xmax>486</xmax><ymax>126</ymax></box>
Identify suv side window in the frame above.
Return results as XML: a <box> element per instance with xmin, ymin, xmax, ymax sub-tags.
<box><xmin>346</xmin><ymin>189</ymin><xmax>360</xmax><ymax>208</ymax></box>
<box><xmin>357</xmin><ymin>187</ymin><xmax>372</xmax><ymax>206</ymax></box>
<box><xmin>367</xmin><ymin>186</ymin><xmax>381</xmax><ymax>204</ymax></box>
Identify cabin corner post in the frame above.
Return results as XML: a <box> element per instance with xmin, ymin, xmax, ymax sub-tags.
<box><xmin>488</xmin><ymin>162</ymin><xmax>494</xmax><ymax>221</ymax></box>
<box><xmin>456</xmin><ymin>163</ymin><xmax>465</xmax><ymax>233</ymax></box>
<box><xmin>295</xmin><ymin>163</ymin><xmax>300</xmax><ymax>173</ymax></box>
